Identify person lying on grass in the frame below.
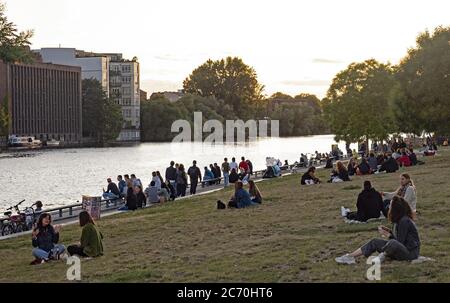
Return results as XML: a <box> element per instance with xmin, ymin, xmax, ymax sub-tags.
<box><xmin>336</xmin><ymin>196</ymin><xmax>420</xmax><ymax>265</ymax></box>
<box><xmin>67</xmin><ymin>211</ymin><xmax>103</xmax><ymax>258</ymax></box>
<box><xmin>30</xmin><ymin>213</ymin><xmax>66</xmax><ymax>265</ymax></box>
<box><xmin>341</xmin><ymin>181</ymin><xmax>387</xmax><ymax>222</ymax></box>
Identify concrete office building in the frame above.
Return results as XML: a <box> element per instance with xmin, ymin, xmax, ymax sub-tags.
<box><xmin>34</xmin><ymin>48</ymin><xmax>141</xmax><ymax>142</ymax></box>
<box><xmin>0</xmin><ymin>60</ymin><xmax>82</xmax><ymax>144</ymax></box>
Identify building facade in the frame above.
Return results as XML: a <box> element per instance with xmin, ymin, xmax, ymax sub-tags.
<box><xmin>34</xmin><ymin>48</ymin><xmax>141</xmax><ymax>142</ymax></box>
<box><xmin>0</xmin><ymin>60</ymin><xmax>82</xmax><ymax>143</ymax></box>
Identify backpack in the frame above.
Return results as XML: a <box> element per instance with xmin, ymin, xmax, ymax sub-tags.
<box><xmin>217</xmin><ymin>200</ymin><xmax>226</xmax><ymax>210</ymax></box>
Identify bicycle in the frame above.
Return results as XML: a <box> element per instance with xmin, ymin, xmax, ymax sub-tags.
<box><xmin>1</xmin><ymin>200</ymin><xmax>35</xmax><ymax>236</ymax></box>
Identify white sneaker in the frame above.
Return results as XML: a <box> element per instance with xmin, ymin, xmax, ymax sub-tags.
<box><xmin>341</xmin><ymin>206</ymin><xmax>349</xmax><ymax>217</ymax></box>
<box><xmin>335</xmin><ymin>254</ymin><xmax>356</xmax><ymax>265</ymax></box>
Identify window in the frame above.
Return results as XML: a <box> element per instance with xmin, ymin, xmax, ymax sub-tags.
<box><xmin>122</xmin><ymin>88</ymin><xmax>131</xmax><ymax>96</ymax></box>
<box><xmin>121</xmin><ymin>65</ymin><xmax>131</xmax><ymax>73</ymax></box>
<box><xmin>136</xmin><ymin>109</ymin><xmax>140</xmax><ymax>118</ymax></box>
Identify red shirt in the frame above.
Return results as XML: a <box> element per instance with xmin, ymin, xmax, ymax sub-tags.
<box><xmin>398</xmin><ymin>155</ymin><xmax>411</xmax><ymax>167</ymax></box>
<box><xmin>239</xmin><ymin>161</ymin><xmax>249</xmax><ymax>172</ymax></box>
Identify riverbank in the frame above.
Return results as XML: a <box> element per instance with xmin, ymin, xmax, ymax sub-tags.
<box><xmin>1</xmin><ymin>147</ymin><xmax>449</xmax><ymax>282</ymax></box>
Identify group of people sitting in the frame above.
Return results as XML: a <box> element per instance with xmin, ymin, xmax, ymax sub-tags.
<box><xmin>30</xmin><ymin>211</ymin><xmax>103</xmax><ymax>265</ymax></box>
<box><xmin>100</xmin><ymin>156</ymin><xmax>256</xmax><ymax>211</ymax></box>
<box><xmin>336</xmin><ymin>173</ymin><xmax>420</xmax><ymax>264</ymax></box>
<box><xmin>217</xmin><ymin>180</ymin><xmax>263</xmax><ymax>209</ymax></box>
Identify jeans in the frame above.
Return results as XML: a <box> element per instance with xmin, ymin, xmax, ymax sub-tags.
<box><xmin>361</xmin><ymin>238</ymin><xmax>419</xmax><ymax>260</ymax></box>
<box><xmin>190</xmin><ymin>179</ymin><xmax>198</xmax><ymax>195</ymax></box>
<box><xmin>223</xmin><ymin>172</ymin><xmax>229</xmax><ymax>187</ymax></box>
<box><xmin>32</xmin><ymin>244</ymin><xmax>66</xmax><ymax>260</ymax></box>
<box><xmin>169</xmin><ymin>180</ymin><xmax>177</xmax><ymax>196</ymax></box>
<box><xmin>103</xmin><ymin>192</ymin><xmax>119</xmax><ymax>200</ymax></box>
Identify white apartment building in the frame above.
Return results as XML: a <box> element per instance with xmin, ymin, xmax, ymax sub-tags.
<box><xmin>34</xmin><ymin>48</ymin><xmax>141</xmax><ymax>142</ymax></box>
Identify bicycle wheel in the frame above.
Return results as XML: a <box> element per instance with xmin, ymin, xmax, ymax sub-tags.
<box><xmin>1</xmin><ymin>224</ymin><xmax>14</xmax><ymax>236</ymax></box>
<box><xmin>15</xmin><ymin>224</ymin><xmax>26</xmax><ymax>233</ymax></box>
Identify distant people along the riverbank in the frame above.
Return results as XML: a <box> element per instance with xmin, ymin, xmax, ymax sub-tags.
<box><xmin>102</xmin><ymin>178</ymin><xmax>120</xmax><ymax>200</ymax></box>
<box><xmin>248</xmin><ymin>180</ymin><xmax>262</xmax><ymax>204</ymax></box>
<box><xmin>188</xmin><ymin>160</ymin><xmax>202</xmax><ymax>195</ymax></box>
<box><xmin>67</xmin><ymin>211</ymin><xmax>104</xmax><ymax>258</ymax></box>
<box><xmin>176</xmin><ymin>164</ymin><xmax>188</xmax><ymax>197</ymax></box>
<box><xmin>222</xmin><ymin>158</ymin><xmax>230</xmax><ymax>187</ymax></box>
<box><xmin>301</xmin><ymin>167</ymin><xmax>321</xmax><ymax>185</ymax></box>
<box><xmin>227</xmin><ymin>181</ymin><xmax>256</xmax><ymax>209</ymax></box>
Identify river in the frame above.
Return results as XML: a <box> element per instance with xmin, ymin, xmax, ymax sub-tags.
<box><xmin>0</xmin><ymin>135</ymin><xmax>356</xmax><ymax>211</ymax></box>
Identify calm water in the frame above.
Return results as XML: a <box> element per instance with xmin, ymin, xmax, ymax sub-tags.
<box><xmin>0</xmin><ymin>135</ymin><xmax>356</xmax><ymax>211</ymax></box>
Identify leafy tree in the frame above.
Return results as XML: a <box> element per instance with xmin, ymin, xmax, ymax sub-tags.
<box><xmin>0</xmin><ymin>96</ymin><xmax>9</xmax><ymax>138</ymax></box>
<box><xmin>183</xmin><ymin>57</ymin><xmax>265</xmax><ymax>118</ymax></box>
<box><xmin>323</xmin><ymin>59</ymin><xmax>397</xmax><ymax>146</ymax></box>
<box><xmin>393</xmin><ymin>26</ymin><xmax>450</xmax><ymax>136</ymax></box>
<box><xmin>82</xmin><ymin>79</ymin><xmax>123</xmax><ymax>143</ymax></box>
<box><xmin>0</xmin><ymin>2</ymin><xmax>34</xmax><ymax>64</ymax></box>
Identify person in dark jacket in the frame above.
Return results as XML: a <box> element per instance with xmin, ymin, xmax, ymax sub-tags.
<box><xmin>125</xmin><ymin>180</ymin><xmax>137</xmax><ymax>210</ymax></box>
<box><xmin>343</xmin><ymin>181</ymin><xmax>386</xmax><ymax>222</ymax></box>
<box><xmin>301</xmin><ymin>167</ymin><xmax>321</xmax><ymax>185</ymax></box>
<box><xmin>378</xmin><ymin>154</ymin><xmax>399</xmax><ymax>173</ymax></box>
<box><xmin>347</xmin><ymin>158</ymin><xmax>357</xmax><ymax>176</ymax></box>
<box><xmin>213</xmin><ymin>163</ymin><xmax>222</xmax><ymax>184</ymax></box>
<box><xmin>356</xmin><ymin>158</ymin><xmax>371</xmax><ymax>175</ymax></box>
<box><xmin>229</xmin><ymin>168</ymin><xmax>239</xmax><ymax>184</ymax></box>
<box><xmin>102</xmin><ymin>178</ymin><xmax>120</xmax><ymax>200</ymax></box>
<box><xmin>135</xmin><ymin>185</ymin><xmax>146</xmax><ymax>208</ymax></box>
<box><xmin>176</xmin><ymin>164</ymin><xmax>188</xmax><ymax>197</ymax></box>
<box><xmin>330</xmin><ymin>161</ymin><xmax>350</xmax><ymax>182</ymax></box>
<box><xmin>30</xmin><ymin>213</ymin><xmax>65</xmax><ymax>264</ymax></box>
<box><xmin>187</xmin><ymin>160</ymin><xmax>202</xmax><ymax>195</ymax></box>
<box><xmin>336</xmin><ymin>196</ymin><xmax>420</xmax><ymax>264</ymax></box>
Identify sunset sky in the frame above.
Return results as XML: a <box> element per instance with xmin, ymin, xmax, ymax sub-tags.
<box><xmin>5</xmin><ymin>0</ymin><xmax>449</xmax><ymax>98</ymax></box>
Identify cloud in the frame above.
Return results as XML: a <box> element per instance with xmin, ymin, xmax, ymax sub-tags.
<box><xmin>312</xmin><ymin>58</ymin><xmax>343</xmax><ymax>64</ymax></box>
<box><xmin>140</xmin><ymin>79</ymin><xmax>182</xmax><ymax>95</ymax></box>
<box><xmin>280</xmin><ymin>79</ymin><xmax>331</xmax><ymax>87</ymax></box>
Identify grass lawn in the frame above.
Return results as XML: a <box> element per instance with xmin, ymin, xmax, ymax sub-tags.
<box><xmin>1</xmin><ymin>147</ymin><xmax>449</xmax><ymax>283</ymax></box>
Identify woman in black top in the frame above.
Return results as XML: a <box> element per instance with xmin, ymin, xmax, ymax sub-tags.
<box><xmin>301</xmin><ymin>167</ymin><xmax>321</xmax><ymax>185</ymax></box>
<box><xmin>229</xmin><ymin>168</ymin><xmax>239</xmax><ymax>184</ymax></box>
<box><xmin>126</xmin><ymin>180</ymin><xmax>137</xmax><ymax>210</ymax></box>
<box><xmin>357</xmin><ymin>158</ymin><xmax>371</xmax><ymax>175</ymax></box>
<box><xmin>330</xmin><ymin>161</ymin><xmax>350</xmax><ymax>182</ymax></box>
<box><xmin>135</xmin><ymin>185</ymin><xmax>146</xmax><ymax>208</ymax></box>
<box><xmin>31</xmin><ymin>213</ymin><xmax>65</xmax><ymax>264</ymax></box>
<box><xmin>336</xmin><ymin>196</ymin><xmax>420</xmax><ymax>264</ymax></box>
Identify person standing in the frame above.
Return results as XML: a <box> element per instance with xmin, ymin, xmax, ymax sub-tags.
<box><xmin>165</xmin><ymin>161</ymin><xmax>177</xmax><ymax>195</ymax></box>
<box><xmin>213</xmin><ymin>163</ymin><xmax>222</xmax><ymax>184</ymax></box>
<box><xmin>188</xmin><ymin>160</ymin><xmax>202</xmax><ymax>195</ymax></box>
<box><xmin>176</xmin><ymin>164</ymin><xmax>188</xmax><ymax>197</ymax></box>
<box><xmin>230</xmin><ymin>157</ymin><xmax>238</xmax><ymax>171</ymax></box>
<box><xmin>151</xmin><ymin>172</ymin><xmax>161</xmax><ymax>190</ymax></box>
<box><xmin>239</xmin><ymin>157</ymin><xmax>250</xmax><ymax>174</ymax></box>
<box><xmin>222</xmin><ymin>158</ymin><xmax>231</xmax><ymax>188</ymax></box>
<box><xmin>246</xmin><ymin>159</ymin><xmax>254</xmax><ymax>175</ymax></box>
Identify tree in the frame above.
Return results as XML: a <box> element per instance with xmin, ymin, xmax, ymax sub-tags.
<box><xmin>0</xmin><ymin>96</ymin><xmax>9</xmax><ymax>138</ymax></box>
<box><xmin>323</xmin><ymin>59</ymin><xmax>397</xmax><ymax>146</ymax></box>
<box><xmin>0</xmin><ymin>2</ymin><xmax>34</xmax><ymax>64</ymax></box>
<box><xmin>393</xmin><ymin>26</ymin><xmax>450</xmax><ymax>136</ymax></box>
<box><xmin>82</xmin><ymin>79</ymin><xmax>123</xmax><ymax>143</ymax></box>
<box><xmin>183</xmin><ymin>57</ymin><xmax>265</xmax><ymax>118</ymax></box>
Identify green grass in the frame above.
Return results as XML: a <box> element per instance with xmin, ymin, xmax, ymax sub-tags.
<box><xmin>1</xmin><ymin>148</ymin><xmax>450</xmax><ymax>282</ymax></box>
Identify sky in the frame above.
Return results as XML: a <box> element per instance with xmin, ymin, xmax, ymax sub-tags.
<box><xmin>4</xmin><ymin>0</ymin><xmax>450</xmax><ymax>99</ymax></box>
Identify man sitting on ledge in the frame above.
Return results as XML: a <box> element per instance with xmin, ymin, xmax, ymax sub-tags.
<box><xmin>102</xmin><ymin>178</ymin><xmax>120</xmax><ymax>200</ymax></box>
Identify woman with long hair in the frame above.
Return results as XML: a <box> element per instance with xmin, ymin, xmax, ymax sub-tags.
<box><xmin>301</xmin><ymin>167</ymin><xmax>321</xmax><ymax>185</ymax></box>
<box><xmin>248</xmin><ymin>180</ymin><xmax>263</xmax><ymax>204</ymax></box>
<box><xmin>336</xmin><ymin>196</ymin><xmax>420</xmax><ymax>264</ymax></box>
<box><xmin>67</xmin><ymin>211</ymin><xmax>103</xmax><ymax>258</ymax></box>
<box><xmin>30</xmin><ymin>213</ymin><xmax>65</xmax><ymax>264</ymax></box>
<box><xmin>382</xmin><ymin>173</ymin><xmax>417</xmax><ymax>212</ymax></box>
<box><xmin>330</xmin><ymin>161</ymin><xmax>350</xmax><ymax>182</ymax></box>
<box><xmin>176</xmin><ymin>164</ymin><xmax>187</xmax><ymax>197</ymax></box>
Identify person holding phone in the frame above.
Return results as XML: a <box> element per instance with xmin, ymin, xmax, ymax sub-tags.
<box><xmin>335</xmin><ymin>196</ymin><xmax>420</xmax><ymax>264</ymax></box>
<box><xmin>30</xmin><ymin>213</ymin><xmax>65</xmax><ymax>265</ymax></box>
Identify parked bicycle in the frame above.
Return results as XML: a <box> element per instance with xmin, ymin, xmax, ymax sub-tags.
<box><xmin>1</xmin><ymin>200</ymin><xmax>37</xmax><ymax>236</ymax></box>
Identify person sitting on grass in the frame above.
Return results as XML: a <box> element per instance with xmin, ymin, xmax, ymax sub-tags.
<box><xmin>367</xmin><ymin>153</ymin><xmax>378</xmax><ymax>172</ymax></box>
<box><xmin>397</xmin><ymin>152</ymin><xmax>412</xmax><ymax>167</ymax></box>
<box><xmin>157</xmin><ymin>182</ymin><xmax>171</xmax><ymax>203</ymax></box>
<box><xmin>144</xmin><ymin>181</ymin><xmax>160</xmax><ymax>204</ymax></box>
<box><xmin>329</xmin><ymin>161</ymin><xmax>350</xmax><ymax>183</ymax></box>
<box><xmin>356</xmin><ymin>158</ymin><xmax>371</xmax><ymax>175</ymax></box>
<box><xmin>341</xmin><ymin>181</ymin><xmax>387</xmax><ymax>222</ymax></box>
<box><xmin>30</xmin><ymin>213</ymin><xmax>65</xmax><ymax>265</ymax></box>
<box><xmin>335</xmin><ymin>196</ymin><xmax>420</xmax><ymax>264</ymax></box>
<box><xmin>229</xmin><ymin>168</ymin><xmax>239</xmax><ymax>184</ymax></box>
<box><xmin>67</xmin><ymin>211</ymin><xmax>103</xmax><ymax>258</ymax></box>
<box><xmin>301</xmin><ymin>167</ymin><xmax>321</xmax><ymax>185</ymax></box>
<box><xmin>378</xmin><ymin>153</ymin><xmax>399</xmax><ymax>174</ymax></box>
<box><xmin>381</xmin><ymin>173</ymin><xmax>417</xmax><ymax>213</ymax></box>
<box><xmin>227</xmin><ymin>181</ymin><xmax>255</xmax><ymax>209</ymax></box>
<box><xmin>347</xmin><ymin>158</ymin><xmax>357</xmax><ymax>176</ymax></box>
<box><xmin>248</xmin><ymin>180</ymin><xmax>263</xmax><ymax>204</ymax></box>
<box><xmin>135</xmin><ymin>185</ymin><xmax>146</xmax><ymax>209</ymax></box>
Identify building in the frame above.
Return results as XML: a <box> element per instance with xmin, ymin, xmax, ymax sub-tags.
<box><xmin>34</xmin><ymin>48</ymin><xmax>141</xmax><ymax>141</ymax></box>
<box><xmin>0</xmin><ymin>60</ymin><xmax>82</xmax><ymax>144</ymax></box>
